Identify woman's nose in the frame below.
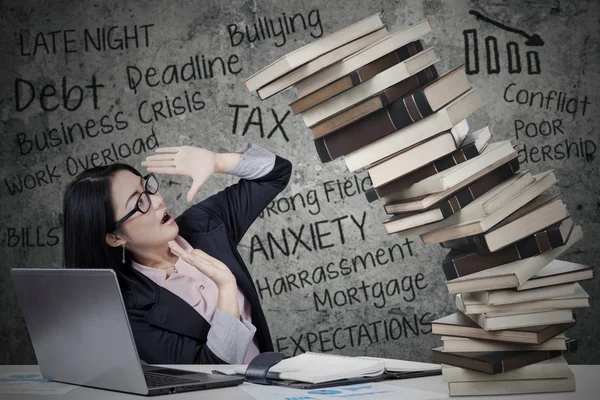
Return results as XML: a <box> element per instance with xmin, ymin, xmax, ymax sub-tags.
<box><xmin>150</xmin><ymin>192</ymin><xmax>165</xmax><ymax>209</ymax></box>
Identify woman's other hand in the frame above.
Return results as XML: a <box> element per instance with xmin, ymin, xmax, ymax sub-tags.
<box><xmin>168</xmin><ymin>240</ymin><xmax>240</xmax><ymax>319</ymax></box>
<box><xmin>141</xmin><ymin>146</ymin><xmax>243</xmax><ymax>204</ymax></box>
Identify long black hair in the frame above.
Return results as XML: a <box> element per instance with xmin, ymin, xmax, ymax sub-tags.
<box><xmin>63</xmin><ymin>163</ymin><xmax>142</xmax><ymax>273</ymax></box>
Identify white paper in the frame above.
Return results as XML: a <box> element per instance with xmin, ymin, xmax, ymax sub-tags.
<box><xmin>241</xmin><ymin>381</ymin><xmax>447</xmax><ymax>400</ymax></box>
<box><xmin>0</xmin><ymin>372</ymin><xmax>77</xmax><ymax>395</ymax></box>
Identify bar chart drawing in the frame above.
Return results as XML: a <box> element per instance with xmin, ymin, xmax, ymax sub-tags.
<box><xmin>463</xmin><ymin>29</ymin><xmax>542</xmax><ymax>75</ymax></box>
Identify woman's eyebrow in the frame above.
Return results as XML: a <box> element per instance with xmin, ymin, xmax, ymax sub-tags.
<box><xmin>125</xmin><ymin>176</ymin><xmax>144</xmax><ymax>207</ymax></box>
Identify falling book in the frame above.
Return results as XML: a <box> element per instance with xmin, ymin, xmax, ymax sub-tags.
<box><xmin>431</xmin><ymin>312</ymin><xmax>575</xmax><ymax>344</ymax></box>
<box><xmin>517</xmin><ymin>259</ymin><xmax>594</xmax><ymax>291</ymax></box>
<box><xmin>445</xmin><ymin>225</ymin><xmax>583</xmax><ymax>294</ymax></box>
<box><xmin>301</xmin><ymin>47</ymin><xmax>438</xmax><ymax>127</ymax></box>
<box><xmin>368</xmin><ymin>129</ymin><xmax>469</xmax><ymax>187</ymax></box>
<box><xmin>389</xmin><ymin>140</ymin><xmax>517</xmax><ymax>203</ymax></box>
<box><xmin>290</xmin><ymin>40</ymin><xmax>426</xmax><ymax>115</ymax></box>
<box><xmin>441</xmin><ymin>217</ymin><xmax>574</xmax><ymax>280</ymax></box>
<box><xmin>344</xmin><ymin>88</ymin><xmax>479</xmax><ymax>172</ymax></box>
<box><xmin>456</xmin><ymin>284</ymin><xmax>589</xmax><ymax>315</ymax></box>
<box><xmin>431</xmin><ymin>338</ymin><xmax>577</xmax><ymax>374</ymax></box>
<box><xmin>441</xmin><ymin>335</ymin><xmax>567</xmax><ymax>353</ymax></box>
<box><xmin>256</xmin><ymin>28</ymin><xmax>388</xmax><ymax>100</ymax></box>
<box><xmin>312</xmin><ymin>64</ymin><xmax>469</xmax><ymax>161</ymax></box>
<box><xmin>367</xmin><ymin>126</ymin><xmax>491</xmax><ymax>202</ymax></box>
<box><xmin>430</xmin><ymin>196</ymin><xmax>569</xmax><ymax>252</ymax></box>
<box><xmin>244</xmin><ymin>14</ymin><xmax>385</xmax><ymax>92</ymax></box>
<box><xmin>310</xmin><ymin>64</ymin><xmax>439</xmax><ymax>140</ymax></box>
<box><xmin>422</xmin><ymin>173</ymin><xmax>560</xmax><ymax>246</ymax></box>
<box><xmin>382</xmin><ymin>162</ymin><xmax>520</xmax><ymax>233</ymax></box>
<box><xmin>295</xmin><ymin>19</ymin><xmax>432</xmax><ymax>97</ymax></box>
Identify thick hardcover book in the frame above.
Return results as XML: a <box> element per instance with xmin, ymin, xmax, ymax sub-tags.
<box><xmin>441</xmin><ymin>218</ymin><xmax>574</xmax><ymax>280</ymax></box>
<box><xmin>430</xmin><ymin>312</ymin><xmax>575</xmax><ymax>344</ymax></box>
<box><xmin>290</xmin><ymin>40</ymin><xmax>425</xmax><ymax>114</ymax></box>
<box><xmin>431</xmin><ymin>338</ymin><xmax>577</xmax><ymax>374</ymax></box>
<box><xmin>314</xmin><ymin>68</ymin><xmax>468</xmax><ymax>162</ymax></box>
<box><xmin>367</xmin><ymin>127</ymin><xmax>489</xmax><ymax>202</ymax></box>
<box><xmin>384</xmin><ymin>155</ymin><xmax>516</xmax><ymax>216</ymax></box>
<box><xmin>437</xmin><ymin>197</ymin><xmax>568</xmax><ymax>253</ymax></box>
<box><xmin>295</xmin><ymin>20</ymin><xmax>432</xmax><ymax>97</ymax></box>
<box><xmin>302</xmin><ymin>48</ymin><xmax>439</xmax><ymax>127</ymax></box>
<box><xmin>311</xmin><ymin>65</ymin><xmax>438</xmax><ymax>139</ymax></box>
<box><xmin>245</xmin><ymin>14</ymin><xmax>385</xmax><ymax>92</ymax></box>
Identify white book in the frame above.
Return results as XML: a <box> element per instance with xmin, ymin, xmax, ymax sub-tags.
<box><xmin>390</xmin><ymin>140</ymin><xmax>517</xmax><ymax>203</ymax></box>
<box><xmin>518</xmin><ymin>259</ymin><xmax>594</xmax><ymax>291</ymax></box>
<box><xmin>456</xmin><ymin>284</ymin><xmax>588</xmax><ymax>314</ymax></box>
<box><xmin>295</xmin><ymin>20</ymin><xmax>432</xmax><ymax>97</ymax></box>
<box><xmin>442</xmin><ymin>357</ymin><xmax>571</xmax><ymax>382</ymax></box>
<box><xmin>420</xmin><ymin>172</ymin><xmax>558</xmax><ymax>244</ymax></box>
<box><xmin>343</xmin><ymin>89</ymin><xmax>478</xmax><ymax>172</ymax></box>
<box><xmin>448</xmin><ymin>372</ymin><xmax>575</xmax><ymax>396</ymax></box>
<box><xmin>245</xmin><ymin>14</ymin><xmax>385</xmax><ymax>92</ymax></box>
<box><xmin>369</xmin><ymin>129</ymin><xmax>468</xmax><ymax>187</ymax></box>
<box><xmin>471</xmin><ymin>282</ymin><xmax>576</xmax><ymax>305</ymax></box>
<box><xmin>356</xmin><ymin>356</ymin><xmax>441</xmax><ymax>372</ymax></box>
<box><xmin>301</xmin><ymin>48</ymin><xmax>439</xmax><ymax>126</ymax></box>
<box><xmin>232</xmin><ymin>352</ymin><xmax>440</xmax><ymax>384</ymax></box>
<box><xmin>441</xmin><ymin>336</ymin><xmax>567</xmax><ymax>353</ymax></box>
<box><xmin>466</xmin><ymin>308</ymin><xmax>574</xmax><ymax>331</ymax></box>
<box><xmin>256</xmin><ymin>28</ymin><xmax>388</xmax><ymax>99</ymax></box>
<box><xmin>446</xmin><ymin>225</ymin><xmax>583</xmax><ymax>294</ymax></box>
<box><xmin>390</xmin><ymin>169</ymin><xmax>532</xmax><ymax>236</ymax></box>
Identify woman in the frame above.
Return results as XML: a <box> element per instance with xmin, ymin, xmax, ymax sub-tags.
<box><xmin>63</xmin><ymin>142</ymin><xmax>292</xmax><ymax>365</ymax></box>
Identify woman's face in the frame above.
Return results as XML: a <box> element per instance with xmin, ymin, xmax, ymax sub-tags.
<box><xmin>109</xmin><ymin>170</ymin><xmax>178</xmax><ymax>249</ymax></box>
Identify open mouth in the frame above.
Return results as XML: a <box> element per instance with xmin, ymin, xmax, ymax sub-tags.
<box><xmin>161</xmin><ymin>211</ymin><xmax>171</xmax><ymax>224</ymax></box>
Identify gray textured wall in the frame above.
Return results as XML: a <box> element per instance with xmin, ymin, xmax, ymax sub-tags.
<box><xmin>1</xmin><ymin>0</ymin><xmax>599</xmax><ymax>365</ymax></box>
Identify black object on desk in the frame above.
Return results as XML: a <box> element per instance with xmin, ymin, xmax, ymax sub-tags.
<box><xmin>241</xmin><ymin>352</ymin><xmax>442</xmax><ymax>389</ymax></box>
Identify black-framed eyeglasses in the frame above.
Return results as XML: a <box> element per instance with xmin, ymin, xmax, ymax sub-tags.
<box><xmin>112</xmin><ymin>173</ymin><xmax>159</xmax><ymax>232</ymax></box>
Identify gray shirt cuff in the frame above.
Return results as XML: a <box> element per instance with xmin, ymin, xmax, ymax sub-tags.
<box><xmin>206</xmin><ymin>309</ymin><xmax>257</xmax><ymax>364</ymax></box>
<box><xmin>228</xmin><ymin>142</ymin><xmax>276</xmax><ymax>180</ymax></box>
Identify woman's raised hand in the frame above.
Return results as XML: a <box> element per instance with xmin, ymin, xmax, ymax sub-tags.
<box><xmin>168</xmin><ymin>240</ymin><xmax>240</xmax><ymax>318</ymax></box>
<box><xmin>168</xmin><ymin>240</ymin><xmax>236</xmax><ymax>288</ymax></box>
<box><xmin>142</xmin><ymin>146</ymin><xmax>216</xmax><ymax>204</ymax></box>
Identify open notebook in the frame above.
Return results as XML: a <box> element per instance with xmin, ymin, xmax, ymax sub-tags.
<box><xmin>229</xmin><ymin>352</ymin><xmax>440</xmax><ymax>385</ymax></box>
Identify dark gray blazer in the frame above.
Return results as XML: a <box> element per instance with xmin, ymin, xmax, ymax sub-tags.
<box><xmin>117</xmin><ymin>155</ymin><xmax>292</xmax><ymax>364</ymax></box>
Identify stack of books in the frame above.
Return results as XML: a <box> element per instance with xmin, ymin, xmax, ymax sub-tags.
<box><xmin>244</xmin><ymin>14</ymin><xmax>594</xmax><ymax>396</ymax></box>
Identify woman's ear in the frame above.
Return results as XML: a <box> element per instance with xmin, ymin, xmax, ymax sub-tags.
<box><xmin>105</xmin><ymin>232</ymin><xmax>127</xmax><ymax>248</ymax></box>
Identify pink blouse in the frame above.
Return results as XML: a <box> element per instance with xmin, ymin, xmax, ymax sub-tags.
<box><xmin>131</xmin><ymin>235</ymin><xmax>260</xmax><ymax>364</ymax></box>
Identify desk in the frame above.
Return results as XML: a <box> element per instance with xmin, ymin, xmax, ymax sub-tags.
<box><xmin>1</xmin><ymin>365</ymin><xmax>598</xmax><ymax>399</ymax></box>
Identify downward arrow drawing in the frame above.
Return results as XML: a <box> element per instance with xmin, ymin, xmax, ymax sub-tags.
<box><xmin>469</xmin><ymin>10</ymin><xmax>545</xmax><ymax>46</ymax></box>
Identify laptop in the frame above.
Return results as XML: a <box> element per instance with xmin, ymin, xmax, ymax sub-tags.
<box><xmin>10</xmin><ymin>268</ymin><xmax>245</xmax><ymax>396</ymax></box>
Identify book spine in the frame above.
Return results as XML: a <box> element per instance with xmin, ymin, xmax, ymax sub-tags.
<box><xmin>439</xmin><ymin>160</ymin><xmax>519</xmax><ymax>219</ymax></box>
<box><xmin>315</xmin><ymin>65</ymin><xmax>438</xmax><ymax>163</ymax></box>
<box><xmin>442</xmin><ymin>255</ymin><xmax>460</xmax><ymax>281</ymax></box>
<box><xmin>440</xmin><ymin>235</ymin><xmax>491</xmax><ymax>253</ymax></box>
<box><xmin>355</xmin><ymin>40</ymin><xmax>424</xmax><ymax>82</ymax></box>
<box><xmin>386</xmin><ymin>89</ymin><xmax>435</xmax><ymax>130</ymax></box>
<box><xmin>515</xmin><ymin>221</ymin><xmax>568</xmax><ymax>258</ymax></box>
<box><xmin>434</xmin><ymin>141</ymin><xmax>478</xmax><ymax>171</ymax></box>
<box><xmin>442</xmin><ymin>247</ymin><xmax>521</xmax><ymax>280</ymax></box>
<box><xmin>366</xmin><ymin>138</ymin><xmax>483</xmax><ymax>202</ymax></box>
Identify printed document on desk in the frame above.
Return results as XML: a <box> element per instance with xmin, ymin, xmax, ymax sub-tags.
<box><xmin>0</xmin><ymin>372</ymin><xmax>77</xmax><ymax>395</ymax></box>
<box><xmin>241</xmin><ymin>382</ymin><xmax>446</xmax><ymax>400</ymax></box>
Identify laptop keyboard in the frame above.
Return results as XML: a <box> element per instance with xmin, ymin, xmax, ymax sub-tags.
<box><xmin>144</xmin><ymin>372</ymin><xmax>198</xmax><ymax>388</ymax></box>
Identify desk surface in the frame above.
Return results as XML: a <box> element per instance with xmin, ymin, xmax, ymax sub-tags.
<box><xmin>1</xmin><ymin>364</ymin><xmax>598</xmax><ymax>399</ymax></box>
